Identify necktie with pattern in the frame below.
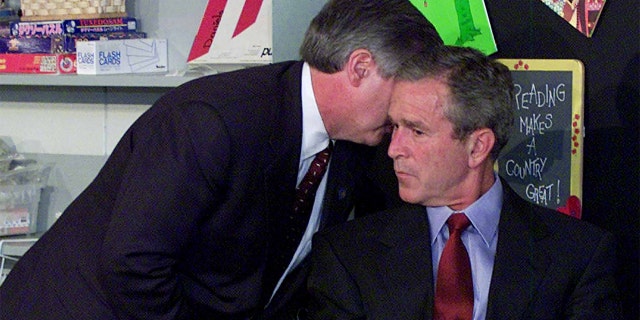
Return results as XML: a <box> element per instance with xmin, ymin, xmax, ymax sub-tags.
<box><xmin>264</xmin><ymin>143</ymin><xmax>333</xmax><ymax>295</ymax></box>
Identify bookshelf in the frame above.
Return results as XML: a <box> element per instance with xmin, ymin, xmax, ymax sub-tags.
<box><xmin>0</xmin><ymin>73</ymin><xmax>197</xmax><ymax>87</ymax></box>
<box><xmin>1</xmin><ymin>0</ymin><xmax>326</xmax><ymax>87</ymax></box>
<box><xmin>0</xmin><ymin>0</ymin><xmax>328</xmax><ymax>233</ymax></box>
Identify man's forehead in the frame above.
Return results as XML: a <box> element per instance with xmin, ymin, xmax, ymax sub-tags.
<box><xmin>391</xmin><ymin>82</ymin><xmax>448</xmax><ymax>111</ymax></box>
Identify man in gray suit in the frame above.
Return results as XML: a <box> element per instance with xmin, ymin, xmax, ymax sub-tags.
<box><xmin>307</xmin><ymin>45</ymin><xmax>622</xmax><ymax>319</ymax></box>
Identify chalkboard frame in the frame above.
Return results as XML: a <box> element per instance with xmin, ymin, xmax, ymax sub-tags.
<box><xmin>496</xmin><ymin>59</ymin><xmax>584</xmax><ymax>217</ymax></box>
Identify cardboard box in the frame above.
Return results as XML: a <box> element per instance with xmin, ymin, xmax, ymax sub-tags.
<box><xmin>0</xmin><ymin>24</ymin><xmax>11</xmax><ymax>38</ymax></box>
<box><xmin>0</xmin><ymin>53</ymin><xmax>76</xmax><ymax>74</ymax></box>
<box><xmin>9</xmin><ymin>20</ymin><xmax>64</xmax><ymax>37</ymax></box>
<box><xmin>0</xmin><ymin>36</ymin><xmax>63</xmax><ymax>54</ymax></box>
<box><xmin>10</xmin><ymin>17</ymin><xmax>137</xmax><ymax>37</ymax></box>
<box><xmin>62</xmin><ymin>17</ymin><xmax>137</xmax><ymax>34</ymax></box>
<box><xmin>0</xmin><ymin>31</ymin><xmax>146</xmax><ymax>54</ymax></box>
<box><xmin>54</xmin><ymin>31</ymin><xmax>146</xmax><ymax>53</ymax></box>
<box><xmin>187</xmin><ymin>0</ymin><xmax>272</xmax><ymax>70</ymax></box>
<box><xmin>76</xmin><ymin>38</ymin><xmax>167</xmax><ymax>74</ymax></box>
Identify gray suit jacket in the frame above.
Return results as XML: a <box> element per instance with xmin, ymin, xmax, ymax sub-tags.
<box><xmin>307</xmin><ymin>182</ymin><xmax>622</xmax><ymax>319</ymax></box>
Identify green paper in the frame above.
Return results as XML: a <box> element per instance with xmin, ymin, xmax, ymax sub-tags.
<box><xmin>411</xmin><ymin>0</ymin><xmax>497</xmax><ymax>55</ymax></box>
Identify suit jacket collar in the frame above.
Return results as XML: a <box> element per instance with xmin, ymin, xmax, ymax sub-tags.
<box><xmin>262</xmin><ymin>61</ymin><xmax>355</xmax><ymax>227</ymax></box>
<box><xmin>263</xmin><ymin>62</ymin><xmax>305</xmax><ymax>224</ymax></box>
<box><xmin>376</xmin><ymin>181</ymin><xmax>555</xmax><ymax>320</ymax></box>
<box><xmin>378</xmin><ymin>204</ymin><xmax>435</xmax><ymax>320</ymax></box>
<box><xmin>486</xmin><ymin>181</ymin><xmax>553</xmax><ymax>319</ymax></box>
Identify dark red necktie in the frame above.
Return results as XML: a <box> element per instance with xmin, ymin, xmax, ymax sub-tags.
<box><xmin>293</xmin><ymin>143</ymin><xmax>333</xmax><ymax>217</ymax></box>
<box><xmin>434</xmin><ymin>213</ymin><xmax>474</xmax><ymax>320</ymax></box>
<box><xmin>265</xmin><ymin>143</ymin><xmax>333</xmax><ymax>293</ymax></box>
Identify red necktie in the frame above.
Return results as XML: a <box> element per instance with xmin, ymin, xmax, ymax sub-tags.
<box><xmin>434</xmin><ymin>213</ymin><xmax>474</xmax><ymax>320</ymax></box>
<box><xmin>264</xmin><ymin>143</ymin><xmax>333</xmax><ymax>294</ymax></box>
<box><xmin>293</xmin><ymin>143</ymin><xmax>333</xmax><ymax>217</ymax></box>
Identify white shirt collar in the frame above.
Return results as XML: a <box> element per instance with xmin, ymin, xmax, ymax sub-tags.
<box><xmin>300</xmin><ymin>62</ymin><xmax>330</xmax><ymax>162</ymax></box>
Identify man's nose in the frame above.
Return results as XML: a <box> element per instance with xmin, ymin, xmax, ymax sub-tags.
<box><xmin>387</xmin><ymin>128</ymin><xmax>405</xmax><ymax>159</ymax></box>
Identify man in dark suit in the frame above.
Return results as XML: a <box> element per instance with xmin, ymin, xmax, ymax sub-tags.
<box><xmin>307</xmin><ymin>46</ymin><xmax>622</xmax><ymax>319</ymax></box>
<box><xmin>0</xmin><ymin>1</ymin><xmax>443</xmax><ymax>319</ymax></box>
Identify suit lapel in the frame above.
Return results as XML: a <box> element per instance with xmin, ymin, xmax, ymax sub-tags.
<box><xmin>260</xmin><ymin>62</ymin><xmax>306</xmax><ymax>309</ymax></box>
<box><xmin>377</xmin><ymin>205</ymin><xmax>435</xmax><ymax>320</ymax></box>
<box><xmin>263</xmin><ymin>134</ymin><xmax>299</xmax><ymax>224</ymax></box>
<box><xmin>486</xmin><ymin>184</ymin><xmax>553</xmax><ymax>319</ymax></box>
<box><xmin>263</xmin><ymin>63</ymin><xmax>304</xmax><ymax>226</ymax></box>
<box><xmin>320</xmin><ymin>141</ymin><xmax>358</xmax><ymax>229</ymax></box>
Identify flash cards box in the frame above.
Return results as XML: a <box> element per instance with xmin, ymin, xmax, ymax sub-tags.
<box><xmin>76</xmin><ymin>38</ymin><xmax>167</xmax><ymax>74</ymax></box>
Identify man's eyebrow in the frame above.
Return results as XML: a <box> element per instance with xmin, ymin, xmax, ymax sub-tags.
<box><xmin>396</xmin><ymin>118</ymin><xmax>426</xmax><ymax>129</ymax></box>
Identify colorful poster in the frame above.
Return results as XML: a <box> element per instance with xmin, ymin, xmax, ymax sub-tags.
<box><xmin>540</xmin><ymin>0</ymin><xmax>606</xmax><ymax>37</ymax></box>
<box><xmin>411</xmin><ymin>0</ymin><xmax>497</xmax><ymax>55</ymax></box>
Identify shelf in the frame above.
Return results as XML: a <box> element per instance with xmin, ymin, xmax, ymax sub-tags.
<box><xmin>0</xmin><ymin>238</ymin><xmax>39</xmax><ymax>257</ymax></box>
<box><xmin>0</xmin><ymin>73</ymin><xmax>199</xmax><ymax>88</ymax></box>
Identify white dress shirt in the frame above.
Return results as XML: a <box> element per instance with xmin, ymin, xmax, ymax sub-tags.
<box><xmin>269</xmin><ymin>62</ymin><xmax>332</xmax><ymax>301</ymax></box>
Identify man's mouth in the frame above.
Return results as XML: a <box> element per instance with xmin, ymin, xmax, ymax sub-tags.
<box><xmin>393</xmin><ymin>165</ymin><xmax>413</xmax><ymax>179</ymax></box>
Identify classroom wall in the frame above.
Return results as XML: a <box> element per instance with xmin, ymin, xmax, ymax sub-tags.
<box><xmin>0</xmin><ymin>0</ymin><xmax>637</xmax><ymax>317</ymax></box>
<box><xmin>486</xmin><ymin>1</ymin><xmax>639</xmax><ymax>318</ymax></box>
<box><xmin>0</xmin><ymin>86</ymin><xmax>165</xmax><ymax>227</ymax></box>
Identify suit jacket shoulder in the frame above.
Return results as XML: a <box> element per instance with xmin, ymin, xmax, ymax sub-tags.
<box><xmin>488</xmin><ymin>183</ymin><xmax>623</xmax><ymax>319</ymax></box>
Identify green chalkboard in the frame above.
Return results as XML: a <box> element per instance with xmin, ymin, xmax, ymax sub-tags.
<box><xmin>496</xmin><ymin>59</ymin><xmax>584</xmax><ymax>218</ymax></box>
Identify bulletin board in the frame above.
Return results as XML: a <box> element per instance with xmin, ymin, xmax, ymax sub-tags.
<box><xmin>496</xmin><ymin>59</ymin><xmax>584</xmax><ymax>218</ymax></box>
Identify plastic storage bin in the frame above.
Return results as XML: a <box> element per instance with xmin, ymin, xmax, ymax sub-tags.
<box><xmin>0</xmin><ymin>162</ymin><xmax>49</xmax><ymax>237</ymax></box>
<box><xmin>0</xmin><ymin>183</ymin><xmax>41</xmax><ymax>236</ymax></box>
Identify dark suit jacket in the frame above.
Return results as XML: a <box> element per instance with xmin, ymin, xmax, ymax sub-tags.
<box><xmin>307</xmin><ymin>182</ymin><xmax>623</xmax><ymax>319</ymax></box>
<box><xmin>0</xmin><ymin>61</ymin><xmax>379</xmax><ymax>320</ymax></box>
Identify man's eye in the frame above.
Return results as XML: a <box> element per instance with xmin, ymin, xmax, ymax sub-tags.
<box><xmin>413</xmin><ymin>129</ymin><xmax>424</xmax><ymax>136</ymax></box>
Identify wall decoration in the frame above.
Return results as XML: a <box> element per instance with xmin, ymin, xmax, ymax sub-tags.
<box><xmin>540</xmin><ymin>0</ymin><xmax>607</xmax><ymax>37</ymax></box>
<box><xmin>412</xmin><ymin>0</ymin><xmax>497</xmax><ymax>55</ymax></box>
<box><xmin>496</xmin><ymin>59</ymin><xmax>584</xmax><ymax>219</ymax></box>
<box><xmin>188</xmin><ymin>0</ymin><xmax>272</xmax><ymax>72</ymax></box>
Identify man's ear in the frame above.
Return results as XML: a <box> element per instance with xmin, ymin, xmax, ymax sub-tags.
<box><xmin>467</xmin><ymin>128</ymin><xmax>495</xmax><ymax>168</ymax></box>
<box><xmin>346</xmin><ymin>49</ymin><xmax>373</xmax><ymax>86</ymax></box>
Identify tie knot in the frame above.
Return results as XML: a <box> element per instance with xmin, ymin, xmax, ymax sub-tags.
<box><xmin>447</xmin><ymin>213</ymin><xmax>471</xmax><ymax>232</ymax></box>
<box><xmin>316</xmin><ymin>143</ymin><xmax>333</xmax><ymax>162</ymax></box>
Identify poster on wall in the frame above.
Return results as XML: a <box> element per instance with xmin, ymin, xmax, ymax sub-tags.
<box><xmin>496</xmin><ymin>59</ymin><xmax>584</xmax><ymax>219</ymax></box>
<box><xmin>411</xmin><ymin>0</ymin><xmax>497</xmax><ymax>55</ymax></box>
<box><xmin>540</xmin><ymin>0</ymin><xmax>607</xmax><ymax>37</ymax></box>
<box><xmin>187</xmin><ymin>0</ymin><xmax>272</xmax><ymax>72</ymax></box>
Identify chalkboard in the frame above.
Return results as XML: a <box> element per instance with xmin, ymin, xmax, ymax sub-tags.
<box><xmin>496</xmin><ymin>59</ymin><xmax>584</xmax><ymax>218</ymax></box>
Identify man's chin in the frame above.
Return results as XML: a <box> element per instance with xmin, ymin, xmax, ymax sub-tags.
<box><xmin>398</xmin><ymin>189</ymin><xmax>422</xmax><ymax>205</ymax></box>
